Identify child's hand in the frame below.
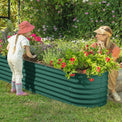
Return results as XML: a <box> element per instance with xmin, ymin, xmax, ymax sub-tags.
<box><xmin>32</xmin><ymin>55</ymin><xmax>37</xmax><ymax>58</ymax></box>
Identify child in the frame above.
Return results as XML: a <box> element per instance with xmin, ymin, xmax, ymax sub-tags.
<box><xmin>91</xmin><ymin>26</ymin><xmax>121</xmax><ymax>101</ymax></box>
<box><xmin>7</xmin><ymin>21</ymin><xmax>36</xmax><ymax>96</ymax></box>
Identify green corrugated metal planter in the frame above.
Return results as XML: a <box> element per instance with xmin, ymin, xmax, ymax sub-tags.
<box><xmin>0</xmin><ymin>54</ymin><xmax>108</xmax><ymax>107</ymax></box>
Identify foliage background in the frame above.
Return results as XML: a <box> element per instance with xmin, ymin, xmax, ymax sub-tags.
<box><xmin>20</xmin><ymin>0</ymin><xmax>122</xmax><ymax>40</ymax></box>
<box><xmin>0</xmin><ymin>0</ymin><xmax>121</xmax><ymax>40</ymax></box>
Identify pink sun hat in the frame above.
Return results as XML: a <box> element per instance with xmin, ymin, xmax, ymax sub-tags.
<box><xmin>17</xmin><ymin>21</ymin><xmax>35</xmax><ymax>34</ymax></box>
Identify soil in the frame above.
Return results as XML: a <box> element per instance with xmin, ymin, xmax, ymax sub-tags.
<box><xmin>23</xmin><ymin>54</ymin><xmax>55</xmax><ymax>68</ymax></box>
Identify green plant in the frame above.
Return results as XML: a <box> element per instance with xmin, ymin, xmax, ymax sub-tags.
<box><xmin>52</xmin><ymin>40</ymin><xmax>119</xmax><ymax>80</ymax></box>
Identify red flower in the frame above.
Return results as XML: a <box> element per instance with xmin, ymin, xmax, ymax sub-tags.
<box><xmin>50</xmin><ymin>60</ymin><xmax>53</xmax><ymax>65</ymax></box>
<box><xmin>106</xmin><ymin>57</ymin><xmax>110</xmax><ymax>62</ymax></box>
<box><xmin>99</xmin><ymin>51</ymin><xmax>102</xmax><ymax>54</ymax></box>
<box><xmin>96</xmin><ymin>66</ymin><xmax>100</xmax><ymax>72</ymax></box>
<box><xmin>84</xmin><ymin>51</ymin><xmax>88</xmax><ymax>56</ymax></box>
<box><xmin>61</xmin><ymin>62</ymin><xmax>66</xmax><ymax>68</ymax></box>
<box><xmin>86</xmin><ymin>45</ymin><xmax>88</xmax><ymax>47</ymax></box>
<box><xmin>58</xmin><ymin>58</ymin><xmax>62</xmax><ymax>62</ymax></box>
<box><xmin>89</xmin><ymin>78</ymin><xmax>94</xmax><ymax>82</ymax></box>
<box><xmin>71</xmin><ymin>62</ymin><xmax>74</xmax><ymax>65</ymax></box>
<box><xmin>57</xmin><ymin>62</ymin><xmax>60</xmax><ymax>64</ymax></box>
<box><xmin>70</xmin><ymin>58</ymin><xmax>75</xmax><ymax>62</ymax></box>
<box><xmin>89</xmin><ymin>51</ymin><xmax>94</xmax><ymax>55</ymax></box>
<box><xmin>70</xmin><ymin>74</ymin><xmax>75</xmax><ymax>77</ymax></box>
<box><xmin>83</xmin><ymin>70</ymin><xmax>86</xmax><ymax>74</ymax></box>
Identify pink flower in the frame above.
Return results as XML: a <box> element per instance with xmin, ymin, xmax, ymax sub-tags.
<box><xmin>103</xmin><ymin>9</ymin><xmax>105</xmax><ymax>11</ymax></box>
<box><xmin>73</xmin><ymin>18</ymin><xmax>77</xmax><ymax>21</ymax></box>
<box><xmin>37</xmin><ymin>0</ymin><xmax>39</xmax><ymax>2</ymax></box>
<box><xmin>34</xmin><ymin>36</ymin><xmax>41</xmax><ymax>42</ymax></box>
<box><xmin>91</xmin><ymin>20</ymin><xmax>93</xmax><ymax>22</ymax></box>
<box><xmin>100</xmin><ymin>20</ymin><xmax>103</xmax><ymax>22</ymax></box>
<box><xmin>85</xmin><ymin>12</ymin><xmax>89</xmax><ymax>15</ymax></box>
<box><xmin>0</xmin><ymin>45</ymin><xmax>2</xmax><ymax>48</ymax></box>
<box><xmin>112</xmin><ymin>21</ymin><xmax>114</xmax><ymax>23</ymax></box>
<box><xmin>27</xmin><ymin>37</ymin><xmax>30</xmax><ymax>40</ymax></box>
<box><xmin>7</xmin><ymin>36</ymin><xmax>11</xmax><ymax>38</ymax></box>
<box><xmin>112</xmin><ymin>10</ymin><xmax>114</xmax><ymax>13</ymax></box>
<box><xmin>58</xmin><ymin>11</ymin><xmax>60</xmax><ymax>14</ymax></box>
<box><xmin>31</xmin><ymin>33</ymin><xmax>36</xmax><ymax>37</ymax></box>
<box><xmin>113</xmin><ymin>15</ymin><xmax>115</xmax><ymax>17</ymax></box>
<box><xmin>107</xmin><ymin>3</ymin><xmax>110</xmax><ymax>6</ymax></box>
<box><xmin>96</xmin><ymin>20</ymin><xmax>98</xmax><ymax>22</ymax></box>
<box><xmin>0</xmin><ymin>39</ymin><xmax>2</xmax><ymax>43</ymax></box>
<box><xmin>102</xmin><ymin>1</ymin><xmax>106</xmax><ymax>3</ymax></box>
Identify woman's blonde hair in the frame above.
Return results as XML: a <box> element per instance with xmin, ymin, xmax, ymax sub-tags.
<box><xmin>99</xmin><ymin>26</ymin><xmax>113</xmax><ymax>49</ymax></box>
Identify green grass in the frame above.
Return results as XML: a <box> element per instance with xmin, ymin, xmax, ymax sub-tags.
<box><xmin>0</xmin><ymin>80</ymin><xmax>122</xmax><ymax>122</ymax></box>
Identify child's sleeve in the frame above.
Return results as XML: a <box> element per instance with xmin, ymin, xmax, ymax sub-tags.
<box><xmin>21</xmin><ymin>38</ymin><xmax>30</xmax><ymax>48</ymax></box>
<box><xmin>112</xmin><ymin>46</ymin><xmax>121</xmax><ymax>59</ymax></box>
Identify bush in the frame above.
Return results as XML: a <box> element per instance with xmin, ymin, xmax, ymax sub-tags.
<box><xmin>20</xmin><ymin>0</ymin><xmax>121</xmax><ymax>39</ymax></box>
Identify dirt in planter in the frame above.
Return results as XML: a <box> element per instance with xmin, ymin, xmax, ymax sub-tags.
<box><xmin>23</xmin><ymin>54</ymin><xmax>54</xmax><ymax>68</ymax></box>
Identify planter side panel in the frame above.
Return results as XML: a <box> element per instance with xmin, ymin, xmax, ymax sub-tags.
<box><xmin>23</xmin><ymin>60</ymin><xmax>108</xmax><ymax>107</ymax></box>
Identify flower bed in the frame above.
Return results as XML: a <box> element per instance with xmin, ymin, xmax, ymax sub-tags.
<box><xmin>0</xmin><ymin>54</ymin><xmax>108</xmax><ymax>107</ymax></box>
<box><xmin>0</xmin><ymin>32</ymin><xmax>121</xmax><ymax>107</ymax></box>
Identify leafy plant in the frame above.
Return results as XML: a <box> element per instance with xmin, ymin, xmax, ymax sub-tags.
<box><xmin>51</xmin><ymin>40</ymin><xmax>119</xmax><ymax>80</ymax></box>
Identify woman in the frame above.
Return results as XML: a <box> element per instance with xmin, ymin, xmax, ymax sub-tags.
<box><xmin>91</xmin><ymin>26</ymin><xmax>121</xmax><ymax>101</ymax></box>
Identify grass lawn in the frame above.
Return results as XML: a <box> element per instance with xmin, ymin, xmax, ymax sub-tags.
<box><xmin>0</xmin><ymin>80</ymin><xmax>122</xmax><ymax>122</ymax></box>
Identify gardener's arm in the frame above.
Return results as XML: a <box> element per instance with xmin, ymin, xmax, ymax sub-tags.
<box><xmin>6</xmin><ymin>43</ymin><xmax>10</xmax><ymax>50</ymax></box>
<box><xmin>25</xmin><ymin>46</ymin><xmax>36</xmax><ymax>58</ymax></box>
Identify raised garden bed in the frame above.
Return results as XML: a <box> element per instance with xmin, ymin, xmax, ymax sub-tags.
<box><xmin>0</xmin><ymin>54</ymin><xmax>108</xmax><ymax>107</ymax></box>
